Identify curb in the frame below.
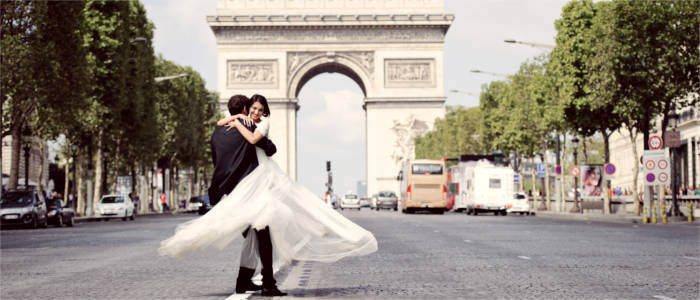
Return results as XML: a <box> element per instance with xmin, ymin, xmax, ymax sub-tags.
<box><xmin>75</xmin><ymin>211</ymin><xmax>197</xmax><ymax>223</ymax></box>
<box><xmin>535</xmin><ymin>211</ymin><xmax>641</xmax><ymax>224</ymax></box>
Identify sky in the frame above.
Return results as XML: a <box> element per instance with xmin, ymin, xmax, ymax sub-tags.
<box><xmin>142</xmin><ymin>0</ymin><xmax>569</xmax><ymax>196</ymax></box>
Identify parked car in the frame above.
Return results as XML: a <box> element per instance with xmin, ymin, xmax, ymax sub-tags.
<box><xmin>96</xmin><ymin>194</ymin><xmax>134</xmax><ymax>221</ymax></box>
<box><xmin>340</xmin><ymin>193</ymin><xmax>360</xmax><ymax>210</ymax></box>
<box><xmin>186</xmin><ymin>196</ymin><xmax>203</xmax><ymax>213</ymax></box>
<box><xmin>359</xmin><ymin>197</ymin><xmax>371</xmax><ymax>208</ymax></box>
<box><xmin>0</xmin><ymin>190</ymin><xmax>48</xmax><ymax>229</ymax></box>
<box><xmin>507</xmin><ymin>193</ymin><xmax>532</xmax><ymax>215</ymax></box>
<box><xmin>198</xmin><ymin>194</ymin><xmax>211</xmax><ymax>215</ymax></box>
<box><xmin>46</xmin><ymin>198</ymin><xmax>75</xmax><ymax>227</ymax></box>
<box><xmin>375</xmin><ymin>191</ymin><xmax>398</xmax><ymax>211</ymax></box>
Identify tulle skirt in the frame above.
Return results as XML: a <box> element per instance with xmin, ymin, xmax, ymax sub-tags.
<box><xmin>158</xmin><ymin>149</ymin><xmax>378</xmax><ymax>268</ymax></box>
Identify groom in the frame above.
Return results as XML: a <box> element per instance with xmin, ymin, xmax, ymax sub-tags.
<box><xmin>208</xmin><ymin>94</ymin><xmax>286</xmax><ymax>297</ymax></box>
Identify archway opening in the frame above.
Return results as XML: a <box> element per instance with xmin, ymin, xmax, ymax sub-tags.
<box><xmin>296</xmin><ymin>72</ymin><xmax>366</xmax><ymax>198</ymax></box>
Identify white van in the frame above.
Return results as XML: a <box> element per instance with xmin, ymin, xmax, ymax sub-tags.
<box><xmin>458</xmin><ymin>160</ymin><xmax>514</xmax><ymax>216</ymax></box>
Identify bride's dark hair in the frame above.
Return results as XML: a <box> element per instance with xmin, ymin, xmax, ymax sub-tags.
<box><xmin>250</xmin><ymin>94</ymin><xmax>270</xmax><ymax>117</ymax></box>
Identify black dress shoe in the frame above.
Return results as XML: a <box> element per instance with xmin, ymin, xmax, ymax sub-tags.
<box><xmin>235</xmin><ymin>281</ymin><xmax>262</xmax><ymax>294</ymax></box>
<box><xmin>261</xmin><ymin>286</ymin><xmax>287</xmax><ymax>297</ymax></box>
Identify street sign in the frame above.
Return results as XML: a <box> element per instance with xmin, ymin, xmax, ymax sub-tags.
<box><xmin>648</xmin><ymin>135</ymin><xmax>663</xmax><ymax>150</ymax></box>
<box><xmin>665</xmin><ymin>131</ymin><xmax>680</xmax><ymax>148</ymax></box>
<box><xmin>604</xmin><ymin>163</ymin><xmax>616</xmax><ymax>178</ymax></box>
<box><xmin>514</xmin><ymin>174</ymin><xmax>520</xmax><ymax>183</ymax></box>
<box><xmin>555</xmin><ymin>165</ymin><xmax>562</xmax><ymax>175</ymax></box>
<box><xmin>643</xmin><ymin>150</ymin><xmax>670</xmax><ymax>186</ymax></box>
<box><xmin>570</xmin><ymin>166</ymin><xmax>580</xmax><ymax>177</ymax></box>
<box><xmin>536</xmin><ymin>163</ymin><xmax>546</xmax><ymax>178</ymax></box>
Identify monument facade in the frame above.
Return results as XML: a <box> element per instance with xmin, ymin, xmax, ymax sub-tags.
<box><xmin>208</xmin><ymin>0</ymin><xmax>453</xmax><ymax>196</ymax></box>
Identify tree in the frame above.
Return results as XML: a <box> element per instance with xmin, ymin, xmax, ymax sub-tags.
<box><xmin>415</xmin><ymin>106</ymin><xmax>483</xmax><ymax>159</ymax></box>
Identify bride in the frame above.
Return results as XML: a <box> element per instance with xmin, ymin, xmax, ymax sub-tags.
<box><xmin>159</xmin><ymin>94</ymin><xmax>377</xmax><ymax>269</ymax></box>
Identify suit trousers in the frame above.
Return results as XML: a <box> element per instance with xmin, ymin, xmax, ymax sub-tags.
<box><xmin>237</xmin><ymin>226</ymin><xmax>276</xmax><ymax>287</ymax></box>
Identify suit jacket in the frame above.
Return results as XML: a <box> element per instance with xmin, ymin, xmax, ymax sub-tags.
<box><xmin>208</xmin><ymin>124</ymin><xmax>277</xmax><ymax>206</ymax></box>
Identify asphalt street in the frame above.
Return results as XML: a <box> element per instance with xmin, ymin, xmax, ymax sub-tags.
<box><xmin>1</xmin><ymin>210</ymin><xmax>699</xmax><ymax>300</ymax></box>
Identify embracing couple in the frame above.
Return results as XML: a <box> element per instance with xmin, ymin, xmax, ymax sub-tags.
<box><xmin>159</xmin><ymin>94</ymin><xmax>377</xmax><ymax>297</ymax></box>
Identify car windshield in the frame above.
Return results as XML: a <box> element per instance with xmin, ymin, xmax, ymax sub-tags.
<box><xmin>345</xmin><ymin>195</ymin><xmax>358</xmax><ymax>199</ymax></box>
<box><xmin>412</xmin><ymin>164</ymin><xmax>443</xmax><ymax>175</ymax></box>
<box><xmin>101</xmin><ymin>196</ymin><xmax>124</xmax><ymax>204</ymax></box>
<box><xmin>47</xmin><ymin>199</ymin><xmax>61</xmax><ymax>209</ymax></box>
<box><xmin>1</xmin><ymin>192</ymin><xmax>34</xmax><ymax>207</ymax></box>
<box><xmin>378</xmin><ymin>191</ymin><xmax>396</xmax><ymax>197</ymax></box>
<box><xmin>514</xmin><ymin>194</ymin><xmax>526</xmax><ymax>199</ymax></box>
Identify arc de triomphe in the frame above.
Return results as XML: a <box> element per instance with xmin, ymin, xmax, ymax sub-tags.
<box><xmin>208</xmin><ymin>0</ymin><xmax>453</xmax><ymax>196</ymax></box>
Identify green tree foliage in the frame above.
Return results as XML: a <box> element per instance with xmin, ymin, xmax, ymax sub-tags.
<box><xmin>415</xmin><ymin>106</ymin><xmax>483</xmax><ymax>159</ymax></box>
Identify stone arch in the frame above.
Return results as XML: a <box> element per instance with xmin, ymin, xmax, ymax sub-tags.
<box><xmin>287</xmin><ymin>53</ymin><xmax>372</xmax><ymax>99</ymax></box>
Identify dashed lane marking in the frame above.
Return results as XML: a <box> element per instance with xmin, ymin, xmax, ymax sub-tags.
<box><xmin>225</xmin><ymin>293</ymin><xmax>252</xmax><ymax>300</ymax></box>
<box><xmin>463</xmin><ymin>239</ymin><xmax>472</xmax><ymax>243</ymax></box>
<box><xmin>653</xmin><ymin>295</ymin><xmax>676</xmax><ymax>300</ymax></box>
<box><xmin>682</xmin><ymin>256</ymin><xmax>700</xmax><ymax>261</ymax></box>
<box><xmin>518</xmin><ymin>256</ymin><xmax>531</xmax><ymax>260</ymax></box>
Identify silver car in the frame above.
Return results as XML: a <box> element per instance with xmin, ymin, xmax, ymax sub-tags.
<box><xmin>340</xmin><ymin>194</ymin><xmax>360</xmax><ymax>210</ymax></box>
<box><xmin>96</xmin><ymin>195</ymin><xmax>135</xmax><ymax>221</ymax></box>
<box><xmin>375</xmin><ymin>191</ymin><xmax>398</xmax><ymax>210</ymax></box>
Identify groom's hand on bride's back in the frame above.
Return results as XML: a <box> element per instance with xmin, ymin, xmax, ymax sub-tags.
<box><xmin>258</xmin><ymin>137</ymin><xmax>277</xmax><ymax>157</ymax></box>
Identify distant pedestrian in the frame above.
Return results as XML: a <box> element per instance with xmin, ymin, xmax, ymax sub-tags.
<box><xmin>160</xmin><ymin>192</ymin><xmax>168</xmax><ymax>212</ymax></box>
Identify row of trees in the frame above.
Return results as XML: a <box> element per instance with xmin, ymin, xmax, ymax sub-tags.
<box><xmin>415</xmin><ymin>0</ymin><xmax>699</xmax><ymax>214</ymax></box>
<box><xmin>1</xmin><ymin>1</ymin><xmax>219</xmax><ymax>215</ymax></box>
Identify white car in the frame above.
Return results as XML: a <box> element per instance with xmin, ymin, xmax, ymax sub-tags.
<box><xmin>96</xmin><ymin>194</ymin><xmax>135</xmax><ymax>221</ymax></box>
<box><xmin>507</xmin><ymin>193</ymin><xmax>531</xmax><ymax>215</ymax></box>
<box><xmin>340</xmin><ymin>193</ymin><xmax>360</xmax><ymax>210</ymax></box>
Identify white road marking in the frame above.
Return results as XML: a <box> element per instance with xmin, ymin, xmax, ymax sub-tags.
<box><xmin>433</xmin><ymin>230</ymin><xmax>440</xmax><ymax>233</ymax></box>
<box><xmin>682</xmin><ymin>256</ymin><xmax>700</xmax><ymax>261</ymax></box>
<box><xmin>518</xmin><ymin>256</ymin><xmax>531</xmax><ymax>260</ymax></box>
<box><xmin>463</xmin><ymin>239</ymin><xmax>472</xmax><ymax>243</ymax></box>
<box><xmin>653</xmin><ymin>295</ymin><xmax>676</xmax><ymax>300</ymax></box>
<box><xmin>225</xmin><ymin>293</ymin><xmax>252</xmax><ymax>300</ymax></box>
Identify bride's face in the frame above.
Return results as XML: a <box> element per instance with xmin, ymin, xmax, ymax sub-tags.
<box><xmin>249</xmin><ymin>101</ymin><xmax>264</xmax><ymax>122</ymax></box>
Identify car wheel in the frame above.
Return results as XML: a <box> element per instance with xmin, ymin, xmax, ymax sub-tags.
<box><xmin>104</xmin><ymin>218</ymin><xmax>110</xmax><ymax>222</ymax></box>
<box><xmin>31</xmin><ymin>214</ymin><xmax>38</xmax><ymax>229</ymax></box>
<box><xmin>501</xmin><ymin>210</ymin><xmax>508</xmax><ymax>216</ymax></box>
<box><xmin>67</xmin><ymin>215</ymin><xmax>75</xmax><ymax>227</ymax></box>
<box><xmin>41</xmin><ymin>216</ymin><xmax>48</xmax><ymax>228</ymax></box>
<box><xmin>526</xmin><ymin>212</ymin><xmax>530</xmax><ymax>216</ymax></box>
<box><xmin>394</xmin><ymin>207</ymin><xmax>398</xmax><ymax>211</ymax></box>
<box><xmin>519</xmin><ymin>212</ymin><xmax>524</xmax><ymax>215</ymax></box>
<box><xmin>56</xmin><ymin>214</ymin><xmax>64</xmax><ymax>227</ymax></box>
<box><xmin>473</xmin><ymin>210</ymin><xmax>478</xmax><ymax>216</ymax></box>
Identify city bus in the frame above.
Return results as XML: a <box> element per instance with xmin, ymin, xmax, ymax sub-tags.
<box><xmin>398</xmin><ymin>159</ymin><xmax>447</xmax><ymax>214</ymax></box>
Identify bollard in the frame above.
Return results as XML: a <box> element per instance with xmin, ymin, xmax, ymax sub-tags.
<box><xmin>688</xmin><ymin>202</ymin><xmax>694</xmax><ymax>223</ymax></box>
<box><xmin>661</xmin><ymin>204</ymin><xmax>667</xmax><ymax>224</ymax></box>
<box><xmin>651</xmin><ymin>207</ymin><xmax>657</xmax><ymax>224</ymax></box>
<box><xmin>642</xmin><ymin>206</ymin><xmax>648</xmax><ymax>224</ymax></box>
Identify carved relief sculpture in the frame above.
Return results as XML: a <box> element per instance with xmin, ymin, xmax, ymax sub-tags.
<box><xmin>384</xmin><ymin>59</ymin><xmax>435</xmax><ymax>88</ymax></box>
<box><xmin>227</xmin><ymin>60</ymin><xmax>278</xmax><ymax>88</ymax></box>
<box><xmin>391</xmin><ymin>114</ymin><xmax>429</xmax><ymax>168</ymax></box>
<box><xmin>287</xmin><ymin>51</ymin><xmax>374</xmax><ymax>80</ymax></box>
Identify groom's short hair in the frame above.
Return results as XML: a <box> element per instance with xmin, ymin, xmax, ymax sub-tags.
<box><xmin>227</xmin><ymin>94</ymin><xmax>250</xmax><ymax>115</ymax></box>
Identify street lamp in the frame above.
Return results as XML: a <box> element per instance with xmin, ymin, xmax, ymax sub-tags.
<box><xmin>21</xmin><ymin>125</ymin><xmax>32</xmax><ymax>190</ymax></box>
<box><xmin>155</xmin><ymin>73</ymin><xmax>188</xmax><ymax>82</ymax></box>
<box><xmin>570</xmin><ymin>136</ymin><xmax>581</xmax><ymax>213</ymax></box>
<box><xmin>668</xmin><ymin>112</ymin><xmax>681</xmax><ymax>216</ymax></box>
<box><xmin>470</xmin><ymin>69</ymin><xmax>511</xmax><ymax>78</ymax></box>
<box><xmin>504</xmin><ymin>39</ymin><xmax>555</xmax><ymax>50</ymax></box>
<box><xmin>130</xmin><ymin>37</ymin><xmax>147</xmax><ymax>43</ymax></box>
<box><xmin>449</xmin><ymin>89</ymin><xmax>480</xmax><ymax>97</ymax></box>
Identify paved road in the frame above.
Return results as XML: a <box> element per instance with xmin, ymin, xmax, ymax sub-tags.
<box><xmin>1</xmin><ymin>210</ymin><xmax>699</xmax><ymax>299</ymax></box>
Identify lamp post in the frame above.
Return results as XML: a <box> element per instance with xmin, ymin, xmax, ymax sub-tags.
<box><xmin>504</xmin><ymin>39</ymin><xmax>555</xmax><ymax>50</ymax></box>
<box><xmin>668</xmin><ymin>112</ymin><xmax>680</xmax><ymax>216</ymax></box>
<box><xmin>570</xmin><ymin>136</ymin><xmax>581</xmax><ymax>213</ymax></box>
<box><xmin>21</xmin><ymin>125</ymin><xmax>32</xmax><ymax>190</ymax></box>
<box><xmin>155</xmin><ymin>73</ymin><xmax>188</xmax><ymax>82</ymax></box>
<box><xmin>470</xmin><ymin>69</ymin><xmax>511</xmax><ymax>78</ymax></box>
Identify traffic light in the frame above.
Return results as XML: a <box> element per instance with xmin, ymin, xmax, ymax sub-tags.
<box><xmin>326</xmin><ymin>160</ymin><xmax>331</xmax><ymax>172</ymax></box>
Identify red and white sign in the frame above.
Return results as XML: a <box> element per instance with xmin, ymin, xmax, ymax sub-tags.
<box><xmin>643</xmin><ymin>150</ymin><xmax>670</xmax><ymax>186</ymax></box>
<box><xmin>570</xmin><ymin>166</ymin><xmax>580</xmax><ymax>177</ymax></box>
<box><xmin>648</xmin><ymin>135</ymin><xmax>663</xmax><ymax>150</ymax></box>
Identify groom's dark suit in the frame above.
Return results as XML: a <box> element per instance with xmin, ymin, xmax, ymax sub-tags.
<box><xmin>208</xmin><ymin>124</ymin><xmax>276</xmax><ymax>206</ymax></box>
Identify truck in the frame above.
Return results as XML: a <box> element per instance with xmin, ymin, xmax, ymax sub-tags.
<box><xmin>453</xmin><ymin>155</ymin><xmax>514</xmax><ymax>216</ymax></box>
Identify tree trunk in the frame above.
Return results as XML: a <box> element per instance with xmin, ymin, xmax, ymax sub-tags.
<box><xmin>582</xmin><ymin>137</ymin><xmax>588</xmax><ymax>164</ymax></box>
<box><xmin>76</xmin><ymin>146</ymin><xmax>85</xmax><ymax>216</ymax></box>
<box><xmin>543</xmin><ymin>135</ymin><xmax>551</xmax><ymax>211</ymax></box>
<box><xmin>629</xmin><ymin>129</ymin><xmax>640</xmax><ymax>215</ymax></box>
<box><xmin>91</xmin><ymin>129</ymin><xmax>104</xmax><ymax>216</ymax></box>
<box><xmin>63</xmin><ymin>154</ymin><xmax>70</xmax><ymax>202</ymax></box>
<box><xmin>187</xmin><ymin>167</ymin><xmax>192</xmax><ymax>207</ymax></box>
<box><xmin>603</xmin><ymin>132</ymin><xmax>611</xmax><ymax>215</ymax></box>
<box><xmin>530</xmin><ymin>157</ymin><xmax>537</xmax><ymax>206</ymax></box>
<box><xmin>8</xmin><ymin>127</ymin><xmax>21</xmax><ymax>190</ymax></box>
<box><xmin>37</xmin><ymin>137</ymin><xmax>45</xmax><ymax>196</ymax></box>
<box><xmin>111</xmin><ymin>136</ymin><xmax>121</xmax><ymax>193</ymax></box>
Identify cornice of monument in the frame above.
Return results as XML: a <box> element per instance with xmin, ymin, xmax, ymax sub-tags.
<box><xmin>207</xmin><ymin>14</ymin><xmax>454</xmax><ymax>28</ymax></box>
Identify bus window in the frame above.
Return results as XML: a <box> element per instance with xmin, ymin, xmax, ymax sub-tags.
<box><xmin>412</xmin><ymin>164</ymin><xmax>443</xmax><ymax>175</ymax></box>
<box><xmin>489</xmin><ymin>178</ymin><xmax>501</xmax><ymax>189</ymax></box>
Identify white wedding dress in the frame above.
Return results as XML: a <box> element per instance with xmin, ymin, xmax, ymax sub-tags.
<box><xmin>159</xmin><ymin>118</ymin><xmax>377</xmax><ymax>268</ymax></box>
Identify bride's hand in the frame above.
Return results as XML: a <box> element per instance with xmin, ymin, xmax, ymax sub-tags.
<box><xmin>237</xmin><ymin>114</ymin><xmax>253</xmax><ymax>126</ymax></box>
<box><xmin>226</xmin><ymin>119</ymin><xmax>242</xmax><ymax>131</ymax></box>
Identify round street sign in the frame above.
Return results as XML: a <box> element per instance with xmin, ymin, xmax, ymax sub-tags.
<box><xmin>648</xmin><ymin>135</ymin><xmax>663</xmax><ymax>150</ymax></box>
<box><xmin>604</xmin><ymin>163</ymin><xmax>616</xmax><ymax>175</ymax></box>
<box><xmin>570</xmin><ymin>166</ymin><xmax>580</xmax><ymax>177</ymax></box>
<box><xmin>555</xmin><ymin>165</ymin><xmax>562</xmax><ymax>175</ymax></box>
<box><xmin>658</xmin><ymin>172</ymin><xmax>669</xmax><ymax>183</ymax></box>
<box><xmin>645</xmin><ymin>160</ymin><xmax>655</xmax><ymax>170</ymax></box>
<box><xmin>657</xmin><ymin>159</ymin><xmax>668</xmax><ymax>169</ymax></box>
<box><xmin>646</xmin><ymin>173</ymin><xmax>656</xmax><ymax>183</ymax></box>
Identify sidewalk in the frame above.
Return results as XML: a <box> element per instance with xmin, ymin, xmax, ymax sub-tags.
<box><xmin>75</xmin><ymin>210</ymin><xmax>194</xmax><ymax>223</ymax></box>
<box><xmin>534</xmin><ymin>210</ymin><xmax>695</xmax><ymax>224</ymax></box>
